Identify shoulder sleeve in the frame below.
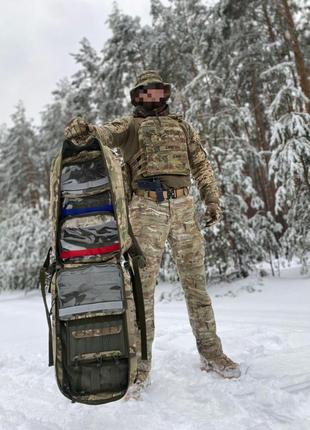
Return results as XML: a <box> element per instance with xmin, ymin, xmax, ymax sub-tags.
<box><xmin>186</xmin><ymin>122</ymin><xmax>220</xmax><ymax>204</ymax></box>
<box><xmin>93</xmin><ymin>116</ymin><xmax>131</xmax><ymax>148</ymax></box>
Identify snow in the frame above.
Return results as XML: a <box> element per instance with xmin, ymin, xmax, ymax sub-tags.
<box><xmin>0</xmin><ymin>262</ymin><xmax>309</xmax><ymax>430</ymax></box>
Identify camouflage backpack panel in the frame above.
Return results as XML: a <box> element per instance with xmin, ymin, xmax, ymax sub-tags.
<box><xmin>50</xmin><ymin>261</ymin><xmax>139</xmax><ymax>402</ymax></box>
<box><xmin>128</xmin><ymin>116</ymin><xmax>191</xmax><ymax>181</ymax></box>
<box><xmin>49</xmin><ymin>154</ymin><xmax>62</xmax><ymax>257</ymax></box>
<box><xmin>99</xmin><ymin>143</ymin><xmax>132</xmax><ymax>253</ymax></box>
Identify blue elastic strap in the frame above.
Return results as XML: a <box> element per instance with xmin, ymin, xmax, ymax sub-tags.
<box><xmin>61</xmin><ymin>204</ymin><xmax>114</xmax><ymax>217</ymax></box>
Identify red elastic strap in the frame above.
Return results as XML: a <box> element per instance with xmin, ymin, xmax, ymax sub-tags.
<box><xmin>60</xmin><ymin>243</ymin><xmax>120</xmax><ymax>260</ymax></box>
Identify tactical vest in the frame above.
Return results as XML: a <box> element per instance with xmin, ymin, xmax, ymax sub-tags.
<box><xmin>40</xmin><ymin>137</ymin><xmax>147</xmax><ymax>405</ymax></box>
<box><xmin>126</xmin><ymin>115</ymin><xmax>191</xmax><ymax>182</ymax></box>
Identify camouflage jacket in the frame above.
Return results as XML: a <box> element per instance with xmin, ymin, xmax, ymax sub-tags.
<box><xmin>93</xmin><ymin>115</ymin><xmax>220</xmax><ymax>205</ymax></box>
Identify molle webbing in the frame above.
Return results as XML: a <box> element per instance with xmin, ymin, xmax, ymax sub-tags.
<box><xmin>128</xmin><ymin>116</ymin><xmax>190</xmax><ymax>180</ymax></box>
<box><xmin>127</xmin><ymin>148</ymin><xmax>146</xmax><ymax>180</ymax></box>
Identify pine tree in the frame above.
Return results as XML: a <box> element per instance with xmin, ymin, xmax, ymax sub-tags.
<box><xmin>70</xmin><ymin>37</ymin><xmax>100</xmax><ymax>122</ymax></box>
<box><xmin>39</xmin><ymin>75</ymin><xmax>96</xmax><ymax>192</ymax></box>
<box><xmin>0</xmin><ymin>123</ymin><xmax>8</xmax><ymax>211</ymax></box>
<box><xmin>0</xmin><ymin>102</ymin><xmax>39</xmax><ymax>207</ymax></box>
<box><xmin>0</xmin><ymin>105</ymin><xmax>49</xmax><ymax>291</ymax></box>
<box><xmin>96</xmin><ymin>4</ymin><xmax>153</xmax><ymax>121</ymax></box>
<box><xmin>0</xmin><ymin>203</ymin><xmax>49</xmax><ymax>290</ymax></box>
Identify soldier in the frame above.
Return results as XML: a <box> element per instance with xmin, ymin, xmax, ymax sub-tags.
<box><xmin>64</xmin><ymin>70</ymin><xmax>241</xmax><ymax>399</ymax></box>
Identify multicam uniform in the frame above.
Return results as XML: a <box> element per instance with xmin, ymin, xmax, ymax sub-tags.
<box><xmin>91</xmin><ymin>112</ymin><xmax>224</xmax><ymax>383</ymax></box>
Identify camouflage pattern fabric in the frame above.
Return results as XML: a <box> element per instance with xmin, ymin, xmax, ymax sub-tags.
<box><xmin>185</xmin><ymin>125</ymin><xmax>220</xmax><ymax>204</ymax></box>
<box><xmin>131</xmin><ymin>70</ymin><xmax>171</xmax><ymax>91</ymax></box>
<box><xmin>205</xmin><ymin>202</ymin><xmax>222</xmax><ymax>227</ymax></box>
<box><xmin>129</xmin><ymin>70</ymin><xmax>171</xmax><ymax>105</ymax></box>
<box><xmin>61</xmin><ymin>149</ymin><xmax>102</xmax><ymax>166</ymax></box>
<box><xmin>60</xmin><ymin>213</ymin><xmax>114</xmax><ymax>230</ymax></box>
<box><xmin>49</xmin><ymin>154</ymin><xmax>61</xmax><ymax>256</ymax></box>
<box><xmin>99</xmin><ymin>142</ymin><xmax>132</xmax><ymax>252</ymax></box>
<box><xmin>129</xmin><ymin>193</ymin><xmax>223</xmax><ymax>382</ymax></box>
<box><xmin>128</xmin><ymin>116</ymin><xmax>190</xmax><ymax>179</ymax></box>
<box><xmin>50</xmin><ymin>264</ymin><xmax>139</xmax><ymax>401</ymax></box>
<box><xmin>93</xmin><ymin>115</ymin><xmax>220</xmax><ymax>204</ymax></box>
<box><xmin>64</xmin><ymin>117</ymin><xmax>95</xmax><ymax>142</ymax></box>
<box><xmin>49</xmin><ymin>139</ymin><xmax>139</xmax><ymax>403</ymax></box>
<box><xmin>49</xmin><ymin>141</ymin><xmax>132</xmax><ymax>258</ymax></box>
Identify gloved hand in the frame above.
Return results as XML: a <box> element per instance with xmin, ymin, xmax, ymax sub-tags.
<box><xmin>205</xmin><ymin>202</ymin><xmax>222</xmax><ymax>227</ymax></box>
<box><xmin>64</xmin><ymin>117</ymin><xmax>95</xmax><ymax>141</ymax></box>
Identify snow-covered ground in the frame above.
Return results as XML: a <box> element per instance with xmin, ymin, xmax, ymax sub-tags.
<box><xmin>0</xmin><ymin>261</ymin><xmax>309</xmax><ymax>430</ymax></box>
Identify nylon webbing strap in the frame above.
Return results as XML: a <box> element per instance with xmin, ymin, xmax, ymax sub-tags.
<box><xmin>132</xmin><ymin>255</ymin><xmax>147</xmax><ymax>360</ymax></box>
<box><xmin>124</xmin><ymin>171</ymin><xmax>147</xmax><ymax>359</ymax></box>
<box><xmin>125</xmin><ymin>253</ymin><xmax>147</xmax><ymax>361</ymax></box>
<box><xmin>39</xmin><ymin>247</ymin><xmax>54</xmax><ymax>367</ymax></box>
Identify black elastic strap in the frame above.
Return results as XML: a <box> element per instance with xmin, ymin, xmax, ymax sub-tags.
<box><xmin>39</xmin><ymin>247</ymin><xmax>54</xmax><ymax>367</ymax></box>
<box><xmin>124</xmin><ymin>188</ymin><xmax>147</xmax><ymax>359</ymax></box>
<box><xmin>124</xmin><ymin>252</ymin><xmax>147</xmax><ymax>361</ymax></box>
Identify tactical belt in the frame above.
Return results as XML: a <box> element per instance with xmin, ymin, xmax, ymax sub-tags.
<box><xmin>135</xmin><ymin>187</ymin><xmax>189</xmax><ymax>201</ymax></box>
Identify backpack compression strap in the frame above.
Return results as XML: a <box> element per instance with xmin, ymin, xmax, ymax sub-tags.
<box><xmin>39</xmin><ymin>247</ymin><xmax>55</xmax><ymax>367</ymax></box>
<box><xmin>124</xmin><ymin>250</ymin><xmax>148</xmax><ymax>361</ymax></box>
<box><xmin>125</xmin><ymin>206</ymin><xmax>148</xmax><ymax>361</ymax></box>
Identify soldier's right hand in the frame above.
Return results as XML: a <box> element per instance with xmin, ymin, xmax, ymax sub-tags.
<box><xmin>64</xmin><ymin>117</ymin><xmax>95</xmax><ymax>140</ymax></box>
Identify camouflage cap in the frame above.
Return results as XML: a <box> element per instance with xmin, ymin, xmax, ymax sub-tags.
<box><xmin>130</xmin><ymin>70</ymin><xmax>171</xmax><ymax>105</ymax></box>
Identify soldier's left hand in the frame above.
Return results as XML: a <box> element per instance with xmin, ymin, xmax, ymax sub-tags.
<box><xmin>205</xmin><ymin>202</ymin><xmax>222</xmax><ymax>227</ymax></box>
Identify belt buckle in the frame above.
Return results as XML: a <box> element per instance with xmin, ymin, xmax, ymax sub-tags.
<box><xmin>167</xmin><ymin>188</ymin><xmax>176</xmax><ymax>199</ymax></box>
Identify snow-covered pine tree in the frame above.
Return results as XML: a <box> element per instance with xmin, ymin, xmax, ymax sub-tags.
<box><xmin>70</xmin><ymin>37</ymin><xmax>100</xmax><ymax>123</ymax></box>
<box><xmin>189</xmin><ymin>71</ymin><xmax>269</xmax><ymax>278</ymax></box>
<box><xmin>1</xmin><ymin>102</ymin><xmax>39</xmax><ymax>207</ymax></box>
<box><xmin>96</xmin><ymin>4</ymin><xmax>154</xmax><ymax>121</ymax></box>
<box><xmin>0</xmin><ymin>104</ymin><xmax>50</xmax><ymax>291</ymax></box>
<box><xmin>295</xmin><ymin>0</ymin><xmax>310</xmax><ymax>70</ymax></box>
<box><xmin>0</xmin><ymin>123</ymin><xmax>8</xmax><ymax>212</ymax></box>
<box><xmin>268</xmin><ymin>78</ymin><xmax>310</xmax><ymax>272</ymax></box>
<box><xmin>39</xmin><ymin>74</ymin><xmax>96</xmax><ymax>178</ymax></box>
<box><xmin>2</xmin><ymin>0</ymin><xmax>306</xmax><ymax>289</ymax></box>
<box><xmin>0</xmin><ymin>203</ymin><xmax>49</xmax><ymax>290</ymax></box>
<box><xmin>193</xmin><ymin>0</ymin><xmax>309</xmax><ymax>275</ymax></box>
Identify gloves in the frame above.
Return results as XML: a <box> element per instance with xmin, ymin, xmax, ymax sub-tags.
<box><xmin>205</xmin><ymin>202</ymin><xmax>222</xmax><ymax>227</ymax></box>
<box><xmin>64</xmin><ymin>117</ymin><xmax>95</xmax><ymax>141</ymax></box>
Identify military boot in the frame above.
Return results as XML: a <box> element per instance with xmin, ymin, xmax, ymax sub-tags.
<box><xmin>200</xmin><ymin>353</ymin><xmax>241</xmax><ymax>379</ymax></box>
<box><xmin>123</xmin><ymin>374</ymin><xmax>151</xmax><ymax>401</ymax></box>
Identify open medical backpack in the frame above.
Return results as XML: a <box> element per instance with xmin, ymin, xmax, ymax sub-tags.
<box><xmin>40</xmin><ymin>136</ymin><xmax>147</xmax><ymax>405</ymax></box>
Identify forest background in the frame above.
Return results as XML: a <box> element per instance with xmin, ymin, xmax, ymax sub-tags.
<box><xmin>0</xmin><ymin>0</ymin><xmax>309</xmax><ymax>290</ymax></box>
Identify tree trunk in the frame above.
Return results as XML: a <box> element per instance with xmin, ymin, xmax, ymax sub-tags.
<box><xmin>279</xmin><ymin>0</ymin><xmax>310</xmax><ymax>113</ymax></box>
<box><xmin>250</xmin><ymin>66</ymin><xmax>276</xmax><ymax>214</ymax></box>
<box><xmin>262</xmin><ymin>0</ymin><xmax>276</xmax><ymax>44</ymax></box>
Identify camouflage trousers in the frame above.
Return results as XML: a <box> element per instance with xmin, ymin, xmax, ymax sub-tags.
<box><xmin>129</xmin><ymin>193</ymin><xmax>223</xmax><ymax>382</ymax></box>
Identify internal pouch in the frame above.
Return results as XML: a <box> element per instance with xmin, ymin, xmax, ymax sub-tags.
<box><xmin>59</xmin><ymin>214</ymin><xmax>120</xmax><ymax>262</ymax></box>
<box><xmin>56</xmin><ymin>264</ymin><xmax>129</xmax><ymax>402</ymax></box>
<box><xmin>61</xmin><ymin>191</ymin><xmax>113</xmax><ymax>218</ymax></box>
<box><xmin>61</xmin><ymin>157</ymin><xmax>109</xmax><ymax>196</ymax></box>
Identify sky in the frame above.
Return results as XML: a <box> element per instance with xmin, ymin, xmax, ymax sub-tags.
<box><xmin>0</xmin><ymin>0</ymin><xmax>218</xmax><ymax>127</ymax></box>
<box><xmin>0</xmin><ymin>0</ymin><xmax>153</xmax><ymax>126</ymax></box>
